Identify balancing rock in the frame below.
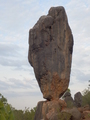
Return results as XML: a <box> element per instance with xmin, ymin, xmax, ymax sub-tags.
<box><xmin>28</xmin><ymin>6</ymin><xmax>73</xmax><ymax>100</ymax></box>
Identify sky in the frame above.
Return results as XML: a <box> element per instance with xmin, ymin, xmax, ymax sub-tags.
<box><xmin>0</xmin><ymin>0</ymin><xmax>90</xmax><ymax>110</ymax></box>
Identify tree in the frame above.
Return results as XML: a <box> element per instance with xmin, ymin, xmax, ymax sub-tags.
<box><xmin>0</xmin><ymin>93</ymin><xmax>36</xmax><ymax>120</ymax></box>
<box><xmin>82</xmin><ymin>80</ymin><xmax>90</xmax><ymax>106</ymax></box>
<box><xmin>13</xmin><ymin>107</ymin><xmax>36</xmax><ymax>120</ymax></box>
<box><xmin>0</xmin><ymin>93</ymin><xmax>14</xmax><ymax>120</ymax></box>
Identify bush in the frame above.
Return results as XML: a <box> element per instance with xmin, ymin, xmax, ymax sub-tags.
<box><xmin>0</xmin><ymin>93</ymin><xmax>36</xmax><ymax>120</ymax></box>
<box><xmin>13</xmin><ymin>107</ymin><xmax>36</xmax><ymax>120</ymax></box>
<box><xmin>82</xmin><ymin>88</ymin><xmax>90</xmax><ymax>106</ymax></box>
<box><xmin>0</xmin><ymin>93</ymin><xmax>14</xmax><ymax>120</ymax></box>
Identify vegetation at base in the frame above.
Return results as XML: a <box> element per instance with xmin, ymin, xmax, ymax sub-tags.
<box><xmin>13</xmin><ymin>107</ymin><xmax>36</xmax><ymax>120</ymax></box>
<box><xmin>0</xmin><ymin>93</ymin><xmax>36</xmax><ymax>120</ymax></box>
<box><xmin>82</xmin><ymin>88</ymin><xmax>90</xmax><ymax>106</ymax></box>
<box><xmin>0</xmin><ymin>93</ymin><xmax>14</xmax><ymax>120</ymax></box>
<box><xmin>82</xmin><ymin>80</ymin><xmax>90</xmax><ymax>106</ymax></box>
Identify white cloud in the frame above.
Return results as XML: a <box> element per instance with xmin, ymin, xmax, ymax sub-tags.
<box><xmin>64</xmin><ymin>0</ymin><xmax>90</xmax><ymax>95</ymax></box>
<box><xmin>0</xmin><ymin>77</ymin><xmax>40</xmax><ymax>97</ymax></box>
<box><xmin>8</xmin><ymin>96</ymin><xmax>44</xmax><ymax>110</ymax></box>
<box><xmin>66</xmin><ymin>0</ymin><xmax>90</xmax><ymax>39</ymax></box>
<box><xmin>0</xmin><ymin>43</ymin><xmax>20</xmax><ymax>56</ymax></box>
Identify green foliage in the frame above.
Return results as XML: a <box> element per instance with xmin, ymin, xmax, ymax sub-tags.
<box><xmin>82</xmin><ymin>80</ymin><xmax>90</xmax><ymax>106</ymax></box>
<box><xmin>24</xmin><ymin>107</ymin><xmax>36</xmax><ymax>120</ymax></box>
<box><xmin>66</xmin><ymin>88</ymin><xmax>71</xmax><ymax>93</ymax></box>
<box><xmin>0</xmin><ymin>93</ymin><xmax>36</xmax><ymax>120</ymax></box>
<box><xmin>88</xmin><ymin>113</ymin><xmax>90</xmax><ymax>118</ymax></box>
<box><xmin>13</xmin><ymin>107</ymin><xmax>36</xmax><ymax>120</ymax></box>
<box><xmin>82</xmin><ymin>88</ymin><xmax>90</xmax><ymax>106</ymax></box>
<box><xmin>13</xmin><ymin>109</ymin><xmax>24</xmax><ymax>120</ymax></box>
<box><xmin>0</xmin><ymin>93</ymin><xmax>14</xmax><ymax>120</ymax></box>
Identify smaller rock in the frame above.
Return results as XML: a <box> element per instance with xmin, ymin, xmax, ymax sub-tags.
<box><xmin>59</xmin><ymin>99</ymin><xmax>67</xmax><ymax>110</ymax></box>
<box><xmin>63</xmin><ymin>91</ymin><xmax>74</xmax><ymax>108</ymax></box>
<box><xmin>62</xmin><ymin>107</ymin><xmax>81</xmax><ymax>120</ymax></box>
<box><xmin>63</xmin><ymin>91</ymin><xmax>71</xmax><ymax>97</ymax></box>
<box><xmin>83</xmin><ymin>111</ymin><xmax>90</xmax><ymax>120</ymax></box>
<box><xmin>78</xmin><ymin>105</ymin><xmax>90</xmax><ymax>120</ymax></box>
<box><xmin>83</xmin><ymin>105</ymin><xmax>90</xmax><ymax>111</ymax></box>
<box><xmin>78</xmin><ymin>105</ymin><xmax>90</xmax><ymax>112</ymax></box>
<box><xmin>74</xmin><ymin>92</ymin><xmax>82</xmax><ymax>107</ymax></box>
<box><xmin>34</xmin><ymin>101</ymin><xmax>44</xmax><ymax>120</ymax></box>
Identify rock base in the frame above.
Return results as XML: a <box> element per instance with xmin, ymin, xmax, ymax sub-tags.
<box><xmin>34</xmin><ymin>100</ymin><xmax>90</xmax><ymax>120</ymax></box>
<box><xmin>34</xmin><ymin>99</ymin><xmax>66</xmax><ymax>120</ymax></box>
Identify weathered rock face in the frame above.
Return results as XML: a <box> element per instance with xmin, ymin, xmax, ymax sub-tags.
<box><xmin>28</xmin><ymin>6</ymin><xmax>73</xmax><ymax>100</ymax></box>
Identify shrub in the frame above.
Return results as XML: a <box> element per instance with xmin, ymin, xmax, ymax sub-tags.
<box><xmin>0</xmin><ymin>93</ymin><xmax>14</xmax><ymax>120</ymax></box>
<box><xmin>13</xmin><ymin>107</ymin><xmax>36</xmax><ymax>120</ymax></box>
<box><xmin>82</xmin><ymin>88</ymin><xmax>90</xmax><ymax>106</ymax></box>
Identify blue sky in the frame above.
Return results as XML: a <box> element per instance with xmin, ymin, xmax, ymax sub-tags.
<box><xmin>0</xmin><ymin>0</ymin><xmax>90</xmax><ymax>110</ymax></box>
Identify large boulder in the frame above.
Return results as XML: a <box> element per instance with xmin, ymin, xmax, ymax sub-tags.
<box><xmin>28</xmin><ymin>6</ymin><xmax>74</xmax><ymax>100</ymax></box>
